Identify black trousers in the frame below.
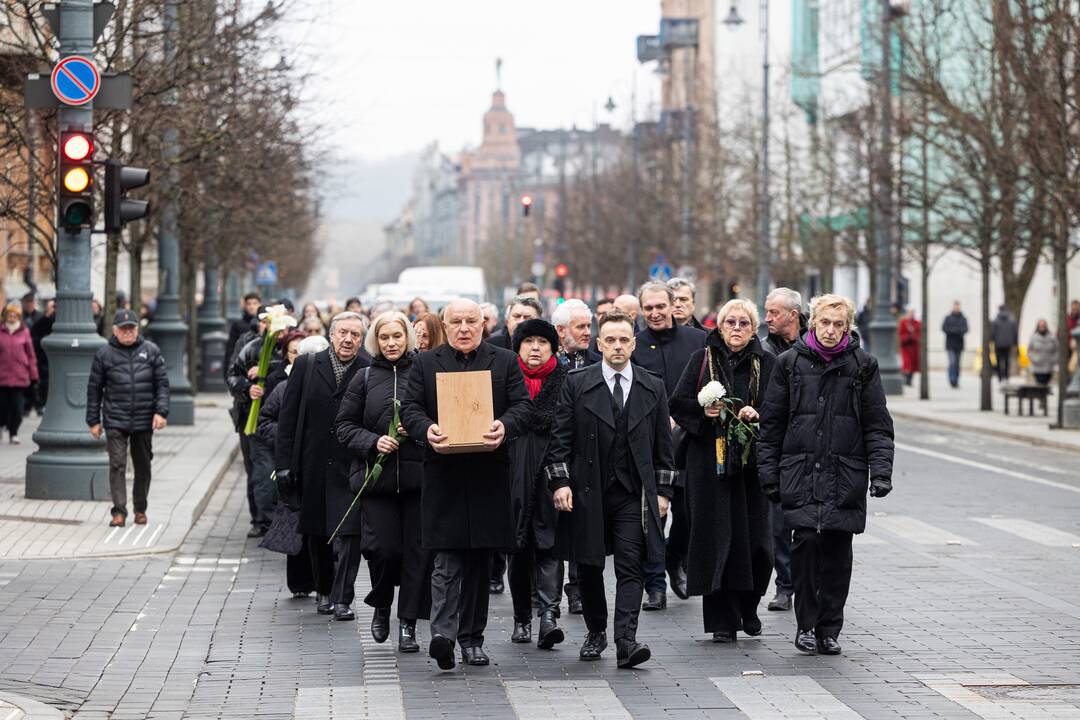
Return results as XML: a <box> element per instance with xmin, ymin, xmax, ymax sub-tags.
<box><xmin>509</xmin><ymin>544</ymin><xmax>564</xmax><ymax>622</ymax></box>
<box><xmin>770</xmin><ymin>500</ymin><xmax>793</xmax><ymax>596</ymax></box>
<box><xmin>306</xmin><ymin>534</ymin><xmax>336</xmax><ymax>597</ymax></box>
<box><xmin>667</xmin><ymin>485</ymin><xmax>689</xmax><ymax>572</ymax></box>
<box><xmin>702</xmin><ymin>589</ymin><xmax>761</xmax><ymax>634</ymax></box>
<box><xmin>286</xmin><ymin>535</ymin><xmax>317</xmax><ymax>594</ymax></box>
<box><xmin>330</xmin><ymin>535</ymin><xmax>364</xmax><ymax>605</ymax></box>
<box><xmin>248</xmin><ymin>436</ymin><xmax>277</xmax><ymax>529</ymax></box>
<box><xmin>565</xmin><ymin>562</ymin><xmax>579</xmax><ymax>603</ymax></box>
<box><xmin>0</xmin><ymin>386</ymin><xmax>25</xmax><ymax>436</ymax></box>
<box><xmin>238</xmin><ymin>433</ymin><xmax>257</xmax><ymax>525</ymax></box>
<box><xmin>579</xmin><ymin>484</ymin><xmax>646</xmax><ymax>642</ymax></box>
<box><xmin>791</xmin><ymin>527</ymin><xmax>853</xmax><ymax>639</ymax></box>
<box><xmin>106</xmin><ymin>429</ymin><xmax>153</xmax><ymax>516</ymax></box>
<box><xmin>490</xmin><ymin>550</ymin><xmax>507</xmax><ymax>584</ymax></box>
<box><xmin>430</xmin><ymin>549</ymin><xmax>491</xmax><ymax>648</ymax></box>
<box><xmin>359</xmin><ymin>493</ymin><xmax>432</xmax><ymax>621</ymax></box>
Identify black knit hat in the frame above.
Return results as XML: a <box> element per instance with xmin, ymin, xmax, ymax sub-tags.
<box><xmin>512</xmin><ymin>318</ymin><xmax>559</xmax><ymax>354</ymax></box>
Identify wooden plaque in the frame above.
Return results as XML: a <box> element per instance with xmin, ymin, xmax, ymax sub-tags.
<box><xmin>435</xmin><ymin>370</ymin><xmax>494</xmax><ymax>454</ymax></box>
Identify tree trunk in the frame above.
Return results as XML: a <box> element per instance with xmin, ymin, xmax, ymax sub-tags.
<box><xmin>919</xmin><ymin>243</ymin><xmax>930</xmax><ymax>400</ymax></box>
<box><xmin>182</xmin><ymin>254</ymin><xmax>199</xmax><ymax>391</ymax></box>
<box><xmin>980</xmin><ymin>251</ymin><xmax>992</xmax><ymax>412</ymax></box>
<box><xmin>1055</xmin><ymin>230</ymin><xmax>1069</xmax><ymax>427</ymax></box>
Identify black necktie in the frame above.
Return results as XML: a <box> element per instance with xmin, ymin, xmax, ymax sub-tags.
<box><xmin>612</xmin><ymin>373</ymin><xmax>624</xmax><ymax>412</ymax></box>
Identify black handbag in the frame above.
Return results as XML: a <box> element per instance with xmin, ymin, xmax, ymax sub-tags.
<box><xmin>259</xmin><ymin>502</ymin><xmax>303</xmax><ymax>555</ymax></box>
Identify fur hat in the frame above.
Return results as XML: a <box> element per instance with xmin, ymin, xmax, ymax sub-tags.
<box><xmin>512</xmin><ymin>318</ymin><xmax>560</xmax><ymax>354</ymax></box>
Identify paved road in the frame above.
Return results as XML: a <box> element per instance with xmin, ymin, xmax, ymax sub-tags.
<box><xmin>2</xmin><ymin>417</ymin><xmax>1080</xmax><ymax>718</ymax></box>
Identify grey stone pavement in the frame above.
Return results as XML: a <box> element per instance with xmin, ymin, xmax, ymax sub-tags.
<box><xmin>2</xmin><ymin>412</ymin><xmax>1080</xmax><ymax>718</ymax></box>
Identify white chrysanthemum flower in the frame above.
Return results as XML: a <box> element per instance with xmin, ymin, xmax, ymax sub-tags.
<box><xmin>697</xmin><ymin>380</ymin><xmax>727</xmax><ymax>407</ymax></box>
<box><xmin>260</xmin><ymin>304</ymin><xmax>298</xmax><ymax>334</ymax></box>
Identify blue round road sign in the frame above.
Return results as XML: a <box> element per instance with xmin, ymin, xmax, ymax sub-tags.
<box><xmin>50</xmin><ymin>56</ymin><xmax>101</xmax><ymax>106</ymax></box>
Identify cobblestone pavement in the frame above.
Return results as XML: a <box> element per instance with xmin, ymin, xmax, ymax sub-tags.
<box><xmin>2</xmin><ymin>417</ymin><xmax>1080</xmax><ymax>718</ymax></box>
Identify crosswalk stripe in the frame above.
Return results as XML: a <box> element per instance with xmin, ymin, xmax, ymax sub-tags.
<box><xmin>712</xmin><ymin>675</ymin><xmax>864</xmax><ymax>719</ymax></box>
<box><xmin>972</xmin><ymin>517</ymin><xmax>1080</xmax><ymax>546</ymax></box>
<box><xmin>293</xmin><ymin>685</ymin><xmax>404</xmax><ymax>720</ymax></box>
<box><xmin>871</xmin><ymin>515</ymin><xmax>977</xmax><ymax>546</ymax></box>
<box><xmin>504</xmin><ymin>680</ymin><xmax>632</xmax><ymax>720</ymax></box>
<box><xmin>916</xmin><ymin>672</ymin><xmax>1080</xmax><ymax>719</ymax></box>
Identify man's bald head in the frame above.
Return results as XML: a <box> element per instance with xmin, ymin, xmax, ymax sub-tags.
<box><xmin>443</xmin><ymin>298</ymin><xmax>484</xmax><ymax>352</ymax></box>
<box><xmin>613</xmin><ymin>294</ymin><xmax>640</xmax><ymax>321</ymax></box>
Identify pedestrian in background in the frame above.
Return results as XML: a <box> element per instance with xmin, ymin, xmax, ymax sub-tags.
<box><xmin>227</xmin><ymin>293</ymin><xmax>262</xmax><ymax>365</ymax></box>
<box><xmin>86</xmin><ymin>309</ymin><xmax>169</xmax><ymax>528</ymax></box>
<box><xmin>409</xmin><ymin>297</ymin><xmax>430</xmax><ymax>321</ymax></box>
<box><xmin>671</xmin><ymin>299</ymin><xmax>774</xmax><ymax>643</ymax></box>
<box><xmin>898</xmin><ymin>308</ymin><xmax>921</xmax><ymax>387</ymax></box>
<box><xmin>942</xmin><ymin>302</ymin><xmax>969</xmax><ymax>388</ymax></box>
<box><xmin>29</xmin><ymin>298</ymin><xmax>54</xmax><ymax>415</ymax></box>
<box><xmin>668</xmin><ymin>278</ymin><xmax>705</xmax><ymax>330</ymax></box>
<box><xmin>413</xmin><ymin>312</ymin><xmax>446</xmax><ymax>352</ymax></box>
<box><xmin>300</xmin><ymin>316</ymin><xmax>324</xmax><ymax>337</ymax></box>
<box><xmin>991</xmin><ymin>305</ymin><xmax>1019</xmax><ymax>382</ymax></box>
<box><xmin>301</xmin><ymin>302</ymin><xmax>322</xmax><ymax>323</ymax></box>
<box><xmin>0</xmin><ymin>305</ymin><xmax>39</xmax><ymax>444</ymax></box>
<box><xmin>1068</xmin><ymin>299</ymin><xmax>1080</xmax><ymax>332</ymax></box>
<box><xmin>1027</xmin><ymin>319</ymin><xmax>1057</xmax><ymax>386</ymax></box>
<box><xmin>759</xmin><ymin>294</ymin><xmax>894</xmax><ymax>656</ymax></box>
<box><xmin>480</xmin><ymin>302</ymin><xmax>499</xmax><ymax>337</ymax></box>
<box><xmin>487</xmin><ymin>296</ymin><xmax>542</xmax><ymax>351</ymax></box>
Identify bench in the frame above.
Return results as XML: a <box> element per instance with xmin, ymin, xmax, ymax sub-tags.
<box><xmin>1001</xmin><ymin>383</ymin><xmax>1052</xmax><ymax>416</ymax></box>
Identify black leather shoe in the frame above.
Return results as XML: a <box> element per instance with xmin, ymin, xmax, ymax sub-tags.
<box><xmin>461</xmin><ymin>646</ymin><xmax>490</xmax><ymax>666</ymax></box>
<box><xmin>743</xmin><ymin>613</ymin><xmax>762</xmax><ymax>636</ymax></box>
<box><xmin>578</xmin><ymin>631</ymin><xmax>607</xmax><ymax>661</ymax></box>
<box><xmin>333</xmin><ymin>604</ymin><xmax>355</xmax><ymax>621</ymax></box>
<box><xmin>667</xmin><ymin>561</ymin><xmax>689</xmax><ymax>600</ymax></box>
<box><xmin>616</xmin><ymin>639</ymin><xmax>651</xmax><ymax>669</ymax></box>
<box><xmin>641</xmin><ymin>591</ymin><xmax>666</xmax><ymax>611</ymax></box>
<box><xmin>511</xmin><ymin>621</ymin><xmax>531</xmax><ymax>643</ymax></box>
<box><xmin>795</xmin><ymin>630</ymin><xmax>817</xmax><ymax>654</ymax></box>
<box><xmin>712</xmin><ymin>630</ymin><xmax>736</xmax><ymax>643</ymax></box>
<box><xmin>816</xmin><ymin>635</ymin><xmax>842</xmax><ymax>655</ymax></box>
<box><xmin>488</xmin><ymin>579</ymin><xmax>504</xmax><ymax>594</ymax></box>
<box><xmin>246</xmin><ymin>525</ymin><xmax>266</xmax><ymax>538</ymax></box>
<box><xmin>429</xmin><ymin>634</ymin><xmax>455</xmax><ymax>670</ymax></box>
<box><xmin>767</xmin><ymin>592</ymin><xmax>792</xmax><ymax>611</ymax></box>
<box><xmin>370</xmin><ymin>607</ymin><xmax>391</xmax><ymax>643</ymax></box>
<box><xmin>536</xmin><ymin>611</ymin><xmax>564</xmax><ymax>650</ymax></box>
<box><xmin>316</xmin><ymin>594</ymin><xmax>334</xmax><ymax>615</ymax></box>
<box><xmin>567</xmin><ymin>596</ymin><xmax>583</xmax><ymax>615</ymax></box>
<box><xmin>399</xmin><ymin>621</ymin><xmax>419</xmax><ymax>653</ymax></box>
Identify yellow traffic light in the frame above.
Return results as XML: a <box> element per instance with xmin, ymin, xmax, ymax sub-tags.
<box><xmin>63</xmin><ymin>167</ymin><xmax>90</xmax><ymax>193</ymax></box>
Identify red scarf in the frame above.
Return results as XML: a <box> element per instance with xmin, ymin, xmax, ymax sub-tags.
<box><xmin>518</xmin><ymin>355</ymin><xmax>557</xmax><ymax>399</ymax></box>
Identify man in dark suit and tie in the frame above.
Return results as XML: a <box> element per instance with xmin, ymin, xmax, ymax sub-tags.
<box><xmin>544</xmin><ymin>311</ymin><xmax>675</xmax><ymax>668</ymax></box>
<box><xmin>402</xmin><ymin>299</ymin><xmax>531</xmax><ymax>670</ymax></box>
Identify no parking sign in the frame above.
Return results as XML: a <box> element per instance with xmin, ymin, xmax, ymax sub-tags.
<box><xmin>50</xmin><ymin>56</ymin><xmax>101</xmax><ymax>106</ymax></box>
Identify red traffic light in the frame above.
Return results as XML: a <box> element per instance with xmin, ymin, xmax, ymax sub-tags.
<box><xmin>62</xmin><ymin>133</ymin><xmax>93</xmax><ymax>161</ymax></box>
<box><xmin>554</xmin><ymin>263</ymin><xmax>569</xmax><ymax>278</ymax></box>
<box><xmin>520</xmin><ymin>194</ymin><xmax>533</xmax><ymax>207</ymax></box>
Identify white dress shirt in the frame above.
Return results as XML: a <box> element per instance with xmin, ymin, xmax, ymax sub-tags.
<box><xmin>601</xmin><ymin>361</ymin><xmax>633</xmax><ymax>403</ymax></box>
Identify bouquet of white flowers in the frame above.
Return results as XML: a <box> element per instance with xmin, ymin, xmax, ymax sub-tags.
<box><xmin>697</xmin><ymin>380</ymin><xmax>727</xmax><ymax>408</ymax></box>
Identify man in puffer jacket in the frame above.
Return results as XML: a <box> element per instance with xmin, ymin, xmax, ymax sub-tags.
<box><xmin>86</xmin><ymin>309</ymin><xmax>170</xmax><ymax>528</ymax></box>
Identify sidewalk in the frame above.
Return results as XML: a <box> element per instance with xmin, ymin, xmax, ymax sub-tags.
<box><xmin>0</xmin><ymin>395</ymin><xmax>238</xmax><ymax>560</ymax></box>
<box><xmin>889</xmin><ymin>369</ymin><xmax>1080</xmax><ymax>453</ymax></box>
<box><xmin>0</xmin><ymin>692</ymin><xmax>64</xmax><ymax>719</ymax></box>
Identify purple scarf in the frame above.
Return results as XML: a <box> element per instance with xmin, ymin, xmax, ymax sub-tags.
<box><xmin>806</xmin><ymin>330</ymin><xmax>850</xmax><ymax>363</ymax></box>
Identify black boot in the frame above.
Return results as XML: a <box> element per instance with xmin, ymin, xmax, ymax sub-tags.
<box><xmin>536</xmin><ymin>610</ymin><xmax>564</xmax><ymax>650</ymax></box>
<box><xmin>370</xmin><ymin>607</ymin><xmax>391</xmax><ymax>643</ymax></box>
<box><xmin>616</xmin><ymin>638</ymin><xmax>651</xmax><ymax>669</ymax></box>
<box><xmin>641</xmin><ymin>590</ymin><xmax>666</xmax><ymax>611</ymax></box>
<box><xmin>398</xmin><ymin>621</ymin><xmax>419</xmax><ymax>653</ymax></box>
<box><xmin>511</xmin><ymin>621</ymin><xmax>531</xmax><ymax>644</ymax></box>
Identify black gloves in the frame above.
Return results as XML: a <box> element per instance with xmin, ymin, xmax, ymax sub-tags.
<box><xmin>869</xmin><ymin>478</ymin><xmax>892</xmax><ymax>498</ymax></box>
<box><xmin>274</xmin><ymin>469</ymin><xmax>301</xmax><ymax>510</ymax></box>
<box><xmin>763</xmin><ymin>487</ymin><xmax>781</xmax><ymax>504</ymax></box>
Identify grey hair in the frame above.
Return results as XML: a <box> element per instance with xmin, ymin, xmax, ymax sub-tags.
<box><xmin>766</xmin><ymin>287</ymin><xmax>803</xmax><ymax>312</ymax></box>
<box><xmin>637</xmin><ymin>280</ymin><xmax>674</xmax><ymax>304</ymax></box>
<box><xmin>503</xmin><ymin>295</ymin><xmax>543</xmax><ymax>320</ymax></box>
<box><xmin>297</xmin><ymin>335</ymin><xmax>329</xmax><ymax>355</ymax></box>
<box><xmin>550</xmin><ymin>298</ymin><xmax>592</xmax><ymax>328</ymax></box>
<box><xmin>364</xmin><ymin>310</ymin><xmax>416</xmax><ymax>358</ymax></box>
<box><xmin>667</xmin><ymin>277</ymin><xmax>696</xmax><ymax>299</ymax></box>
<box><xmin>329</xmin><ymin>311</ymin><xmax>365</xmax><ymax>334</ymax></box>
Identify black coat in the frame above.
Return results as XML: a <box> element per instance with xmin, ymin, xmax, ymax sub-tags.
<box><xmin>758</xmin><ymin>332</ymin><xmax>895</xmax><ymax>534</ymax></box>
<box><xmin>86</xmin><ymin>335</ymin><xmax>170</xmax><ymax>432</ymax></box>
<box><xmin>670</xmin><ymin>334</ymin><xmax>775</xmax><ymax>598</ymax></box>
<box><xmin>543</xmin><ymin>362</ymin><xmax>676</xmax><ymax>568</ymax></box>
<box><xmin>509</xmin><ymin>362</ymin><xmax>569</xmax><ymax>551</ymax></box>
<box><xmin>401</xmin><ymin>342</ymin><xmax>532</xmax><ymax>551</ymax></box>
<box><xmin>942</xmin><ymin>312</ymin><xmax>969</xmax><ymax>352</ymax></box>
<box><xmin>226</xmin><ymin>313</ymin><xmax>256</xmax><ymax>366</ymax></box>
<box><xmin>226</xmin><ymin>334</ymin><xmax>284</xmax><ymax>432</ymax></box>
<box><xmin>486</xmin><ymin>330</ymin><xmax>511</xmax><ymax>350</ymax></box>
<box><xmin>256</xmin><ymin>379</ymin><xmax>287</xmax><ymax>449</ymax></box>
<box><xmin>336</xmin><ymin>353</ymin><xmax>424</xmax><ymax>496</ymax></box>
<box><xmin>275</xmin><ymin>349</ymin><xmax>368</xmax><ymax>537</ymax></box>
<box><xmin>632</xmin><ymin>323</ymin><xmax>707</xmax><ymax>397</ymax></box>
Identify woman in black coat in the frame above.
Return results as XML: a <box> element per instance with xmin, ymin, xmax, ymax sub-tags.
<box><xmin>336</xmin><ymin>311</ymin><xmax>432</xmax><ymax>653</ymax></box>
<box><xmin>507</xmin><ymin>319</ymin><xmax>568</xmax><ymax>650</ymax></box>
<box><xmin>671</xmin><ymin>299</ymin><xmax>775</xmax><ymax>643</ymax></box>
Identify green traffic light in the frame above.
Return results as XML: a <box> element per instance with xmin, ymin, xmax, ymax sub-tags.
<box><xmin>63</xmin><ymin>201</ymin><xmax>92</xmax><ymax>227</ymax></box>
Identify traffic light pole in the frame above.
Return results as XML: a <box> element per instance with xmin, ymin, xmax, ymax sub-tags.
<box><xmin>146</xmin><ymin>0</ymin><xmax>194</xmax><ymax>424</ymax></box>
<box><xmin>25</xmin><ymin>0</ymin><xmax>109</xmax><ymax>499</ymax></box>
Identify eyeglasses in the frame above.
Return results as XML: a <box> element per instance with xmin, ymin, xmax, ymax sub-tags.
<box><xmin>724</xmin><ymin>319</ymin><xmax>752</xmax><ymax>329</ymax></box>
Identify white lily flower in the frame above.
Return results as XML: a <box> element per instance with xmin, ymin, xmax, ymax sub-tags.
<box><xmin>259</xmin><ymin>304</ymin><xmax>298</xmax><ymax>334</ymax></box>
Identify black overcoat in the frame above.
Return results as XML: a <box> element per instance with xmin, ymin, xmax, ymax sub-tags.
<box><xmin>670</xmin><ymin>334</ymin><xmax>775</xmax><ymax>598</ymax></box>
<box><xmin>509</xmin><ymin>362</ymin><xmax>568</xmax><ymax>551</ymax></box>
<box><xmin>543</xmin><ymin>362</ymin><xmax>676</xmax><ymax>568</ymax></box>
<box><xmin>335</xmin><ymin>353</ymin><xmax>424</xmax><ymax>496</ymax></box>
<box><xmin>758</xmin><ymin>331</ymin><xmax>895</xmax><ymax>534</ymax></box>
<box><xmin>400</xmin><ymin>342</ymin><xmax>532</xmax><ymax>551</ymax></box>
<box><xmin>275</xmin><ymin>349</ymin><xmax>368</xmax><ymax>537</ymax></box>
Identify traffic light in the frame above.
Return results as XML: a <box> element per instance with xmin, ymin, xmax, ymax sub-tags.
<box><xmin>104</xmin><ymin>159</ymin><xmax>150</xmax><ymax>233</ymax></box>
<box><xmin>554</xmin><ymin>263</ymin><xmax>569</xmax><ymax>278</ymax></box>
<box><xmin>59</xmin><ymin>130</ymin><xmax>94</xmax><ymax>230</ymax></box>
<box><xmin>520</xmin><ymin>194</ymin><xmax>533</xmax><ymax>217</ymax></box>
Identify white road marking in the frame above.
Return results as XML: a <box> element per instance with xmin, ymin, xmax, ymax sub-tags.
<box><xmin>916</xmin><ymin>672</ymin><xmax>1080</xmax><ymax>719</ymax></box>
<box><xmin>146</xmin><ymin>525</ymin><xmax>164</xmax><ymax>547</ymax></box>
<box><xmin>871</xmin><ymin>515</ymin><xmax>977</xmax><ymax>546</ymax></box>
<box><xmin>293</xmin><ymin>686</ymin><xmax>404</xmax><ymax>720</ymax></box>
<box><xmin>972</xmin><ymin>517</ymin><xmax>1080</xmax><ymax>547</ymax></box>
<box><xmin>505</xmin><ymin>681</ymin><xmax>632</xmax><ymax>720</ymax></box>
<box><xmin>118</xmin><ymin>526</ymin><xmax>134</xmax><ymax>545</ymax></box>
<box><xmin>132</xmin><ymin>524</ymin><xmax>149</xmax><ymax>546</ymax></box>
<box><xmin>898</xmin><ymin>442</ymin><xmax>1080</xmax><ymax>495</ymax></box>
<box><xmin>103</xmin><ymin>526</ymin><xmax>119</xmax><ymax>544</ymax></box>
<box><xmin>712</xmin><ymin>675</ymin><xmax>864</xmax><ymax>719</ymax></box>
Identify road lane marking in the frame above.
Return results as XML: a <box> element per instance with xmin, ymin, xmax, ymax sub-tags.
<box><xmin>504</xmin><ymin>681</ymin><xmax>632</xmax><ymax>720</ymax></box>
<box><xmin>871</xmin><ymin>515</ymin><xmax>977</xmax><ymax>546</ymax></box>
<box><xmin>972</xmin><ymin>517</ymin><xmax>1080</xmax><ymax>546</ymax></box>
<box><xmin>293</xmin><ymin>686</ymin><xmax>404</xmax><ymax>720</ymax></box>
<box><xmin>916</xmin><ymin>673</ymin><xmax>1080</xmax><ymax>719</ymax></box>
<box><xmin>712</xmin><ymin>675</ymin><xmax>864</xmax><ymax>719</ymax></box>
<box><xmin>897</xmin><ymin>442</ymin><xmax>1080</xmax><ymax>495</ymax></box>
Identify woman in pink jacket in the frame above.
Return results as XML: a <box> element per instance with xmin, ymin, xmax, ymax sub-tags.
<box><xmin>0</xmin><ymin>304</ymin><xmax>39</xmax><ymax>444</ymax></box>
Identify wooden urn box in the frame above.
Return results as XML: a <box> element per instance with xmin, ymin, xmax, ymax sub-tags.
<box><xmin>435</xmin><ymin>370</ymin><xmax>495</xmax><ymax>454</ymax></box>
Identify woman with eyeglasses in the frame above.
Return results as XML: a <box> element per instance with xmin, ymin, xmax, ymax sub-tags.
<box><xmin>670</xmin><ymin>299</ymin><xmax>776</xmax><ymax>644</ymax></box>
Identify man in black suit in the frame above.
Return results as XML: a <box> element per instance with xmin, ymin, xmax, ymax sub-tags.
<box><xmin>402</xmin><ymin>299</ymin><xmax>531</xmax><ymax>670</ymax></box>
<box><xmin>275</xmin><ymin>312</ymin><xmax>370</xmax><ymax>618</ymax></box>
<box><xmin>544</xmin><ymin>311</ymin><xmax>675</xmax><ymax>669</ymax></box>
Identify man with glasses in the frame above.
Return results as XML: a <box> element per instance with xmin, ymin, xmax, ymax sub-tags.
<box><xmin>402</xmin><ymin>299</ymin><xmax>531</xmax><ymax>670</ymax></box>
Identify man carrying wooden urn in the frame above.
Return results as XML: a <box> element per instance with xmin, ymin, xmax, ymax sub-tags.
<box><xmin>402</xmin><ymin>298</ymin><xmax>531</xmax><ymax>670</ymax></box>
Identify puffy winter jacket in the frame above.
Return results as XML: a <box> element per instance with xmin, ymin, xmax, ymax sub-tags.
<box><xmin>1027</xmin><ymin>330</ymin><xmax>1058</xmax><ymax>376</ymax></box>
<box><xmin>226</xmin><ymin>334</ymin><xmax>283</xmax><ymax>432</ymax></box>
<box><xmin>758</xmin><ymin>332</ymin><xmax>894</xmax><ymax>533</ymax></box>
<box><xmin>86</xmin><ymin>335</ymin><xmax>169</xmax><ymax>432</ymax></box>
<box><xmin>0</xmin><ymin>324</ymin><xmax>39</xmax><ymax>387</ymax></box>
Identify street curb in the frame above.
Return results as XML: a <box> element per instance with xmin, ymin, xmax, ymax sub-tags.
<box><xmin>891</xmin><ymin>408</ymin><xmax>1080</xmax><ymax>455</ymax></box>
<box><xmin>0</xmin><ymin>692</ymin><xmax>66</xmax><ymax>719</ymax></box>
